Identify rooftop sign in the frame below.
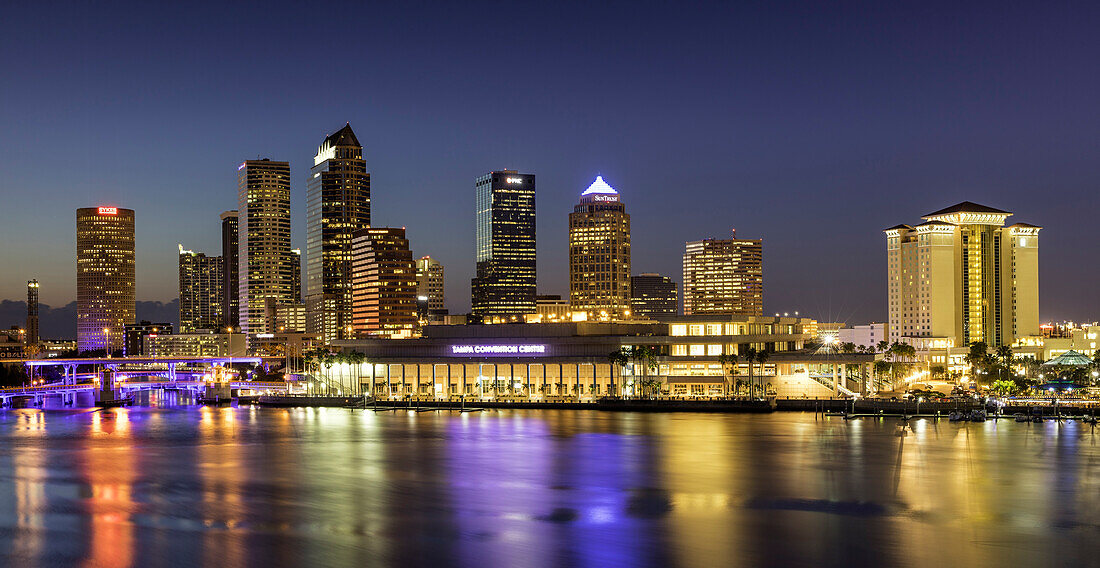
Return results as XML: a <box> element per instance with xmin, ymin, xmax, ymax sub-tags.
<box><xmin>97</xmin><ymin>207</ymin><xmax>118</xmax><ymax>215</ymax></box>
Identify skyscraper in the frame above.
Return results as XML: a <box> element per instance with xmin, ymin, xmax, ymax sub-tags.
<box><xmin>631</xmin><ymin>273</ymin><xmax>678</xmax><ymax>318</ymax></box>
<box><xmin>178</xmin><ymin>244</ymin><xmax>224</xmax><ymax>332</ymax></box>
<box><xmin>306</xmin><ymin>123</ymin><xmax>370</xmax><ymax>343</ymax></box>
<box><xmin>220</xmin><ymin>210</ymin><xmax>239</xmax><ymax>330</ymax></box>
<box><xmin>885</xmin><ymin>201</ymin><xmax>1040</xmax><ymax>349</ymax></box>
<box><xmin>416</xmin><ymin>256</ymin><xmax>445</xmax><ymax>317</ymax></box>
<box><xmin>25</xmin><ymin>279</ymin><xmax>39</xmax><ymax>356</ymax></box>
<box><xmin>568</xmin><ymin>176</ymin><xmax>631</xmax><ymax>321</ymax></box>
<box><xmin>682</xmin><ymin>229</ymin><xmax>763</xmax><ymax>316</ymax></box>
<box><xmin>291</xmin><ymin>248</ymin><xmax>302</xmax><ymax>303</ymax></box>
<box><xmin>238</xmin><ymin>159</ymin><xmax>294</xmax><ymax>336</ymax></box>
<box><xmin>471</xmin><ymin>170</ymin><xmax>536</xmax><ymax>321</ymax></box>
<box><xmin>77</xmin><ymin>206</ymin><xmax>136</xmax><ymax>353</ymax></box>
<box><xmin>351</xmin><ymin>228</ymin><xmax>417</xmax><ymax>338</ymax></box>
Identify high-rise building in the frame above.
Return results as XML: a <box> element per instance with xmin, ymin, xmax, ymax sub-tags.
<box><xmin>220</xmin><ymin>210</ymin><xmax>239</xmax><ymax>330</ymax></box>
<box><xmin>351</xmin><ymin>228</ymin><xmax>417</xmax><ymax>338</ymax></box>
<box><xmin>682</xmin><ymin>229</ymin><xmax>763</xmax><ymax>316</ymax></box>
<box><xmin>178</xmin><ymin>244</ymin><xmax>224</xmax><ymax>332</ymax></box>
<box><xmin>306</xmin><ymin>123</ymin><xmax>371</xmax><ymax>343</ymax></box>
<box><xmin>568</xmin><ymin>176</ymin><xmax>631</xmax><ymax>321</ymax></box>
<box><xmin>238</xmin><ymin>159</ymin><xmax>294</xmax><ymax>336</ymax></box>
<box><xmin>885</xmin><ymin>201</ymin><xmax>1040</xmax><ymax>349</ymax></box>
<box><xmin>416</xmin><ymin>256</ymin><xmax>445</xmax><ymax>319</ymax></box>
<box><xmin>631</xmin><ymin>273</ymin><xmax>678</xmax><ymax>318</ymax></box>
<box><xmin>77</xmin><ymin>206</ymin><xmax>136</xmax><ymax>353</ymax></box>
<box><xmin>471</xmin><ymin>170</ymin><xmax>536</xmax><ymax>321</ymax></box>
<box><xmin>25</xmin><ymin>279</ymin><xmax>39</xmax><ymax>356</ymax></box>
<box><xmin>291</xmin><ymin>248</ymin><xmax>302</xmax><ymax>303</ymax></box>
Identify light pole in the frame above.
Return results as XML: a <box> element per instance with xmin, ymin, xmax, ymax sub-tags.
<box><xmin>103</xmin><ymin>328</ymin><xmax>111</xmax><ymax>359</ymax></box>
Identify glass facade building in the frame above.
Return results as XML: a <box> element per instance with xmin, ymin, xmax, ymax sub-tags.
<box><xmin>682</xmin><ymin>229</ymin><xmax>763</xmax><ymax>316</ymax></box>
<box><xmin>351</xmin><ymin>228</ymin><xmax>417</xmax><ymax>338</ymax></box>
<box><xmin>77</xmin><ymin>206</ymin><xmax>136</xmax><ymax>353</ymax></box>
<box><xmin>306</xmin><ymin>123</ymin><xmax>370</xmax><ymax>343</ymax></box>
<box><xmin>220</xmin><ymin>210</ymin><xmax>239</xmax><ymax>330</ymax></box>
<box><xmin>631</xmin><ymin>273</ymin><xmax>678</xmax><ymax>318</ymax></box>
<box><xmin>471</xmin><ymin>171</ymin><xmax>536</xmax><ymax>320</ymax></box>
<box><xmin>178</xmin><ymin>244</ymin><xmax>224</xmax><ymax>332</ymax></box>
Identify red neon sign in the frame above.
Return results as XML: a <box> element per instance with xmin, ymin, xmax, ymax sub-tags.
<box><xmin>98</xmin><ymin>207</ymin><xmax>118</xmax><ymax>215</ymax></box>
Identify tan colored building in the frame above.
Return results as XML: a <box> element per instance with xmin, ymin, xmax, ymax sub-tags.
<box><xmin>351</xmin><ymin>228</ymin><xmax>417</xmax><ymax>339</ymax></box>
<box><xmin>416</xmin><ymin>256</ymin><xmax>445</xmax><ymax>313</ymax></box>
<box><xmin>238</xmin><ymin>159</ymin><xmax>294</xmax><ymax>336</ymax></box>
<box><xmin>682</xmin><ymin>229</ymin><xmax>763</xmax><ymax>316</ymax></box>
<box><xmin>568</xmin><ymin>176</ymin><xmax>631</xmax><ymax>321</ymax></box>
<box><xmin>77</xmin><ymin>206</ymin><xmax>135</xmax><ymax>353</ymax></box>
<box><xmin>885</xmin><ymin>201</ymin><xmax>1040</xmax><ymax>351</ymax></box>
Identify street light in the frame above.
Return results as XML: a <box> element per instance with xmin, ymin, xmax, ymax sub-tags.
<box><xmin>103</xmin><ymin>328</ymin><xmax>111</xmax><ymax>359</ymax></box>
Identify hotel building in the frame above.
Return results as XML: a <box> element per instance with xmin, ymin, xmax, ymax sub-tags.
<box><xmin>350</xmin><ymin>227</ymin><xmax>417</xmax><ymax>338</ymax></box>
<box><xmin>472</xmin><ymin>171</ymin><xmax>536</xmax><ymax>321</ymax></box>
<box><xmin>631</xmin><ymin>273</ymin><xmax>678</xmax><ymax>319</ymax></box>
<box><xmin>306</xmin><ymin>123</ymin><xmax>371</xmax><ymax>343</ymax></box>
<box><xmin>416</xmin><ymin>256</ymin><xmax>445</xmax><ymax>322</ymax></box>
<box><xmin>178</xmin><ymin>244</ymin><xmax>224</xmax><ymax>332</ymax></box>
<box><xmin>238</xmin><ymin>159</ymin><xmax>294</xmax><ymax>335</ymax></box>
<box><xmin>568</xmin><ymin>176</ymin><xmax>631</xmax><ymax>320</ymax></box>
<box><xmin>682</xmin><ymin>229</ymin><xmax>763</xmax><ymax>316</ymax></box>
<box><xmin>77</xmin><ymin>206</ymin><xmax>136</xmax><ymax>353</ymax></box>
<box><xmin>885</xmin><ymin>201</ymin><xmax>1040</xmax><ymax>351</ymax></box>
<box><xmin>25</xmin><ymin>280</ymin><xmax>39</xmax><ymax>356</ymax></box>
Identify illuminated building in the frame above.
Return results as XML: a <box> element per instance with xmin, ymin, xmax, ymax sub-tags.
<box><xmin>631</xmin><ymin>273</ymin><xmax>678</xmax><ymax>319</ymax></box>
<box><xmin>886</xmin><ymin>201</ymin><xmax>1040</xmax><ymax>350</ymax></box>
<box><xmin>145</xmin><ymin>331</ymin><xmax>246</xmax><ymax>357</ymax></box>
<box><xmin>291</xmin><ymin>248</ymin><xmax>302</xmax><ymax>302</ymax></box>
<box><xmin>123</xmin><ymin>321</ymin><xmax>173</xmax><ymax>357</ymax></box>
<box><xmin>238</xmin><ymin>159</ymin><xmax>294</xmax><ymax>336</ymax></box>
<box><xmin>569</xmin><ymin>176</ymin><xmax>631</xmax><ymax>320</ymax></box>
<box><xmin>269</xmin><ymin>302</ymin><xmax>306</xmax><ymax>333</ymax></box>
<box><xmin>472</xmin><ymin>171</ymin><xmax>536</xmax><ymax>320</ymax></box>
<box><xmin>220</xmin><ymin>210</ymin><xmax>239</xmax><ymax>330</ymax></box>
<box><xmin>306</xmin><ymin>123</ymin><xmax>370</xmax><ymax>343</ymax></box>
<box><xmin>351</xmin><ymin>228</ymin><xmax>417</xmax><ymax>338</ymax></box>
<box><xmin>329</xmin><ymin>315</ymin><xmax>845</xmax><ymax>398</ymax></box>
<box><xmin>682</xmin><ymin>229</ymin><xmax>763</xmax><ymax>316</ymax></box>
<box><xmin>416</xmin><ymin>256</ymin><xmax>445</xmax><ymax>320</ymax></box>
<box><xmin>77</xmin><ymin>206</ymin><xmax>135</xmax><ymax>353</ymax></box>
<box><xmin>178</xmin><ymin>244</ymin><xmax>224</xmax><ymax>332</ymax></box>
<box><xmin>837</xmin><ymin>323</ymin><xmax>889</xmax><ymax>350</ymax></box>
<box><xmin>25</xmin><ymin>280</ymin><xmax>39</xmax><ymax>356</ymax></box>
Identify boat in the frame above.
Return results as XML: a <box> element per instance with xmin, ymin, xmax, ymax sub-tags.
<box><xmin>99</xmin><ymin>396</ymin><xmax>134</xmax><ymax>408</ymax></box>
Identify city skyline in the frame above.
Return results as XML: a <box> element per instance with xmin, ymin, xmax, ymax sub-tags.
<box><xmin>2</xmin><ymin>3</ymin><xmax>1099</xmax><ymax>325</ymax></box>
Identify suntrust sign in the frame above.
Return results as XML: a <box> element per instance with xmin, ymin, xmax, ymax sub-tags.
<box><xmin>591</xmin><ymin>194</ymin><xmax>618</xmax><ymax>202</ymax></box>
<box><xmin>450</xmin><ymin>344</ymin><xmax>547</xmax><ymax>356</ymax></box>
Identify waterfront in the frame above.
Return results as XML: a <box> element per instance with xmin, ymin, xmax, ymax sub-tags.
<box><xmin>0</xmin><ymin>407</ymin><xmax>1098</xmax><ymax>567</ymax></box>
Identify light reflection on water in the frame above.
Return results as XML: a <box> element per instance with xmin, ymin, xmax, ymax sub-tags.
<box><xmin>0</xmin><ymin>409</ymin><xmax>1097</xmax><ymax>566</ymax></box>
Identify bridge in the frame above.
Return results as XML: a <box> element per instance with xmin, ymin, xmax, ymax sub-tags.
<box><xmin>3</xmin><ymin>355</ymin><xmax>292</xmax><ymax>407</ymax></box>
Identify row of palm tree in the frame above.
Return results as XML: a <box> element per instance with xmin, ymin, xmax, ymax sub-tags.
<box><xmin>302</xmin><ymin>348</ymin><xmax>368</xmax><ymax>394</ymax></box>
<box><xmin>607</xmin><ymin>345</ymin><xmax>659</xmax><ymax>397</ymax></box>
<box><xmin>717</xmin><ymin>347</ymin><xmax>770</xmax><ymax>398</ymax></box>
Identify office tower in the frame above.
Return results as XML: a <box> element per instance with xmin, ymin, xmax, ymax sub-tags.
<box><xmin>25</xmin><ymin>280</ymin><xmax>39</xmax><ymax>356</ymax></box>
<box><xmin>351</xmin><ymin>228</ymin><xmax>417</xmax><ymax>338</ymax></box>
<box><xmin>77</xmin><ymin>206</ymin><xmax>136</xmax><ymax>353</ymax></box>
<box><xmin>291</xmin><ymin>248</ymin><xmax>302</xmax><ymax>302</ymax></box>
<box><xmin>416</xmin><ymin>256</ymin><xmax>445</xmax><ymax>317</ymax></box>
<box><xmin>885</xmin><ymin>201</ymin><xmax>1040</xmax><ymax>348</ymax></box>
<box><xmin>306</xmin><ymin>123</ymin><xmax>371</xmax><ymax>343</ymax></box>
<box><xmin>123</xmin><ymin>321</ymin><xmax>173</xmax><ymax>357</ymax></box>
<box><xmin>682</xmin><ymin>229</ymin><xmax>763</xmax><ymax>316</ymax></box>
<box><xmin>178</xmin><ymin>244</ymin><xmax>224</xmax><ymax>332</ymax></box>
<box><xmin>238</xmin><ymin>159</ymin><xmax>294</xmax><ymax>336</ymax></box>
<box><xmin>220</xmin><ymin>210</ymin><xmax>239</xmax><ymax>330</ymax></box>
<box><xmin>631</xmin><ymin>273</ymin><xmax>678</xmax><ymax>318</ymax></box>
<box><xmin>471</xmin><ymin>170</ymin><xmax>536</xmax><ymax>321</ymax></box>
<box><xmin>568</xmin><ymin>176</ymin><xmax>631</xmax><ymax>321</ymax></box>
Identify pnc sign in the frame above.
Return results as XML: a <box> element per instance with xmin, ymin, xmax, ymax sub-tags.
<box><xmin>450</xmin><ymin>344</ymin><xmax>547</xmax><ymax>356</ymax></box>
<box><xmin>505</xmin><ymin>177</ymin><xmax>524</xmax><ymax>184</ymax></box>
<box><xmin>97</xmin><ymin>207</ymin><xmax>118</xmax><ymax>215</ymax></box>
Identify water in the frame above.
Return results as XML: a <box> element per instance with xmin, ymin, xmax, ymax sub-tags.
<box><xmin>0</xmin><ymin>406</ymin><xmax>1097</xmax><ymax>567</ymax></box>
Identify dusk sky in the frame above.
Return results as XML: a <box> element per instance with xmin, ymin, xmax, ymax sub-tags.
<box><xmin>2</xmin><ymin>1</ymin><xmax>1098</xmax><ymax>325</ymax></box>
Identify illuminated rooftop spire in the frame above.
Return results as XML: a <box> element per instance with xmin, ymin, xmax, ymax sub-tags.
<box><xmin>581</xmin><ymin>175</ymin><xmax>618</xmax><ymax>196</ymax></box>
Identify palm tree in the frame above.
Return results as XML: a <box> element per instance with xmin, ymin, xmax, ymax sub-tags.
<box><xmin>755</xmin><ymin>350</ymin><xmax>770</xmax><ymax>398</ymax></box>
<box><xmin>628</xmin><ymin>346</ymin><xmax>658</xmax><ymax>398</ymax></box>
<box><xmin>718</xmin><ymin>352</ymin><xmax>740</xmax><ymax>396</ymax></box>
<box><xmin>876</xmin><ymin>340</ymin><xmax>890</xmax><ymax>354</ymax></box>
<box><xmin>841</xmin><ymin>342</ymin><xmax>857</xmax><ymax>354</ymax></box>
<box><xmin>608</xmin><ymin>348</ymin><xmax>630</xmax><ymax>397</ymax></box>
<box><xmin>741</xmin><ymin>347</ymin><xmax>758</xmax><ymax>398</ymax></box>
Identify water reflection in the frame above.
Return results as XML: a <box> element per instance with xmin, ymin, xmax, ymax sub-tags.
<box><xmin>0</xmin><ymin>410</ymin><xmax>1097</xmax><ymax>566</ymax></box>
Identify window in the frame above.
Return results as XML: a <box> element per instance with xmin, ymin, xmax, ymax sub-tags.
<box><xmin>689</xmin><ymin>324</ymin><xmax>704</xmax><ymax>336</ymax></box>
<box><xmin>670</xmin><ymin>324</ymin><xmax>687</xmax><ymax>336</ymax></box>
<box><xmin>672</xmin><ymin>345</ymin><xmax>687</xmax><ymax>356</ymax></box>
<box><xmin>707</xmin><ymin>344</ymin><xmax>722</xmax><ymax>356</ymax></box>
<box><xmin>706</xmin><ymin>324</ymin><xmax>722</xmax><ymax>336</ymax></box>
<box><xmin>689</xmin><ymin>344</ymin><xmax>705</xmax><ymax>356</ymax></box>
